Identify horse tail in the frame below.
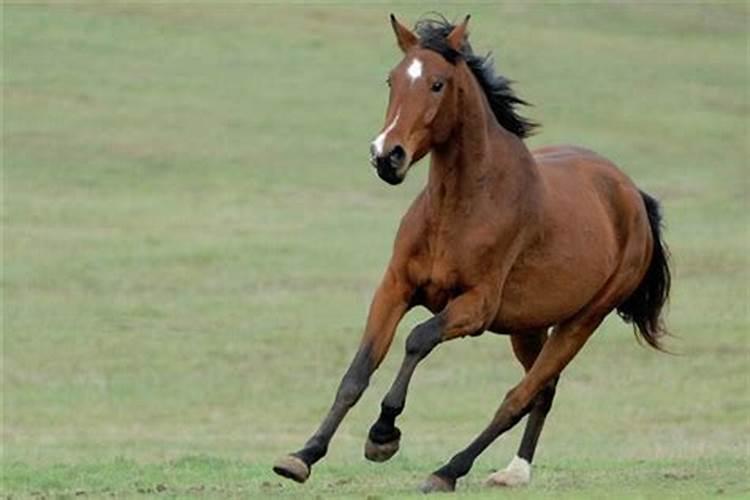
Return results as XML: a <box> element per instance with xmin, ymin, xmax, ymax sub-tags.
<box><xmin>616</xmin><ymin>190</ymin><xmax>671</xmax><ymax>351</ymax></box>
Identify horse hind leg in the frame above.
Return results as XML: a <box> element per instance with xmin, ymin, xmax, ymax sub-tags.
<box><xmin>421</xmin><ymin>315</ymin><xmax>603</xmax><ymax>493</ymax></box>
<box><xmin>486</xmin><ymin>328</ymin><xmax>559</xmax><ymax>488</ymax></box>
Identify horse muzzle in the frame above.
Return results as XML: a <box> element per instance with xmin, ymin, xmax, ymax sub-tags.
<box><xmin>370</xmin><ymin>144</ymin><xmax>409</xmax><ymax>185</ymax></box>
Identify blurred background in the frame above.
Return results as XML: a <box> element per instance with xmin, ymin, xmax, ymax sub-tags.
<box><xmin>3</xmin><ymin>3</ymin><xmax>748</xmax><ymax>498</ymax></box>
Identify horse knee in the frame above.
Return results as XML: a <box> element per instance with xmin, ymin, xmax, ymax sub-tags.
<box><xmin>333</xmin><ymin>345</ymin><xmax>376</xmax><ymax>407</ymax></box>
<box><xmin>500</xmin><ymin>389</ymin><xmax>523</xmax><ymax>416</ymax></box>
<box><xmin>336</xmin><ymin>376</ymin><xmax>368</xmax><ymax>407</ymax></box>
<box><xmin>405</xmin><ymin>317</ymin><xmax>443</xmax><ymax>358</ymax></box>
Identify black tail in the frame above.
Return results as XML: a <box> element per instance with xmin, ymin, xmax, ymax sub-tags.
<box><xmin>617</xmin><ymin>191</ymin><xmax>671</xmax><ymax>351</ymax></box>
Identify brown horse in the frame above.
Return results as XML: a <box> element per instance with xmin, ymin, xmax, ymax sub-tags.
<box><xmin>273</xmin><ymin>14</ymin><xmax>670</xmax><ymax>493</ymax></box>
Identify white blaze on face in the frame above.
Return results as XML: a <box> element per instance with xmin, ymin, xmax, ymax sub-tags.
<box><xmin>372</xmin><ymin>110</ymin><xmax>400</xmax><ymax>156</ymax></box>
<box><xmin>407</xmin><ymin>58</ymin><xmax>423</xmax><ymax>83</ymax></box>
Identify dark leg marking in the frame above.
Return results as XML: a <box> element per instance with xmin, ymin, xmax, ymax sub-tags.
<box><xmin>517</xmin><ymin>377</ymin><xmax>558</xmax><ymax>463</ymax></box>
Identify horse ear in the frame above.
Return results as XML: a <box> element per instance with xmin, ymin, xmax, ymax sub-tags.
<box><xmin>390</xmin><ymin>14</ymin><xmax>418</xmax><ymax>53</ymax></box>
<box><xmin>446</xmin><ymin>15</ymin><xmax>471</xmax><ymax>51</ymax></box>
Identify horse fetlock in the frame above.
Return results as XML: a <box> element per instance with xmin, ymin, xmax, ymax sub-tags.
<box><xmin>369</xmin><ymin>419</ymin><xmax>401</xmax><ymax>443</ymax></box>
<box><xmin>300</xmin><ymin>438</ymin><xmax>328</xmax><ymax>463</ymax></box>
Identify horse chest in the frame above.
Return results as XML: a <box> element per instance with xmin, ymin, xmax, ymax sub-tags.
<box><xmin>408</xmin><ymin>250</ymin><xmax>463</xmax><ymax>313</ymax></box>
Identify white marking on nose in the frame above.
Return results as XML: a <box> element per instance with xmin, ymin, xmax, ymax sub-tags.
<box><xmin>372</xmin><ymin>109</ymin><xmax>400</xmax><ymax>156</ymax></box>
<box><xmin>407</xmin><ymin>58</ymin><xmax>423</xmax><ymax>82</ymax></box>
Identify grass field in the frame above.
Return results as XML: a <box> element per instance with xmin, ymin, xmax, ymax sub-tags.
<box><xmin>3</xmin><ymin>2</ymin><xmax>749</xmax><ymax>498</ymax></box>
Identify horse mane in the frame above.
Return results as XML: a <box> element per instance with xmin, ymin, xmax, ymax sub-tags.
<box><xmin>414</xmin><ymin>15</ymin><xmax>539</xmax><ymax>139</ymax></box>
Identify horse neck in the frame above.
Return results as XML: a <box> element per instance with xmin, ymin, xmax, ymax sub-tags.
<box><xmin>427</xmin><ymin>66</ymin><xmax>535</xmax><ymax>214</ymax></box>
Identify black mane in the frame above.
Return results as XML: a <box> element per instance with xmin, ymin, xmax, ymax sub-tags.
<box><xmin>414</xmin><ymin>15</ymin><xmax>539</xmax><ymax>138</ymax></box>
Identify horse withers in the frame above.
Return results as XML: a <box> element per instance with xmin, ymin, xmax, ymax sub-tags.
<box><xmin>273</xmin><ymin>14</ymin><xmax>670</xmax><ymax>493</ymax></box>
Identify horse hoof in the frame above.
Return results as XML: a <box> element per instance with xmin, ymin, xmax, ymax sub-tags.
<box><xmin>485</xmin><ymin>456</ymin><xmax>531</xmax><ymax>487</ymax></box>
<box><xmin>420</xmin><ymin>474</ymin><xmax>455</xmax><ymax>493</ymax></box>
<box><xmin>364</xmin><ymin>436</ymin><xmax>400</xmax><ymax>462</ymax></box>
<box><xmin>485</xmin><ymin>470</ymin><xmax>529</xmax><ymax>487</ymax></box>
<box><xmin>272</xmin><ymin>455</ymin><xmax>310</xmax><ymax>483</ymax></box>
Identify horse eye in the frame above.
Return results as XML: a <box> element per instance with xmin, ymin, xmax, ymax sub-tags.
<box><xmin>431</xmin><ymin>81</ymin><xmax>445</xmax><ymax>93</ymax></box>
<box><xmin>386</xmin><ymin>77</ymin><xmax>392</xmax><ymax>87</ymax></box>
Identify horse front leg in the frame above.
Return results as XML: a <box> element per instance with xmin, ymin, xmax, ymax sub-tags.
<box><xmin>273</xmin><ymin>270</ymin><xmax>411</xmax><ymax>483</ymax></box>
<box><xmin>364</xmin><ymin>288</ymin><xmax>495</xmax><ymax>462</ymax></box>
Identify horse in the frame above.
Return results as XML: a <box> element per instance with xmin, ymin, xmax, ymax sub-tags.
<box><xmin>273</xmin><ymin>14</ymin><xmax>671</xmax><ymax>493</ymax></box>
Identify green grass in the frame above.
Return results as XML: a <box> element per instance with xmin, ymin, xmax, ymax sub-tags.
<box><xmin>3</xmin><ymin>456</ymin><xmax>747</xmax><ymax>499</ymax></box>
<box><xmin>3</xmin><ymin>2</ymin><xmax>749</xmax><ymax>498</ymax></box>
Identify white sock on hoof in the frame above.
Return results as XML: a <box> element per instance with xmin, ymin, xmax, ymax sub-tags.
<box><xmin>485</xmin><ymin>455</ymin><xmax>531</xmax><ymax>487</ymax></box>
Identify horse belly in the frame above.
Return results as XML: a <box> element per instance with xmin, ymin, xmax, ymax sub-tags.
<box><xmin>493</xmin><ymin>265</ymin><xmax>600</xmax><ymax>332</ymax></box>
<box><xmin>492</xmin><ymin>227</ymin><xmax>617</xmax><ymax>332</ymax></box>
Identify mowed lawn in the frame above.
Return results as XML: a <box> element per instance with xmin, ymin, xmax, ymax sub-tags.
<box><xmin>3</xmin><ymin>3</ymin><xmax>748</xmax><ymax>498</ymax></box>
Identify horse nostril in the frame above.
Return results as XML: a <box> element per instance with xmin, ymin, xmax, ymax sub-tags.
<box><xmin>389</xmin><ymin>146</ymin><xmax>406</xmax><ymax>169</ymax></box>
<box><xmin>390</xmin><ymin>145</ymin><xmax>406</xmax><ymax>162</ymax></box>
